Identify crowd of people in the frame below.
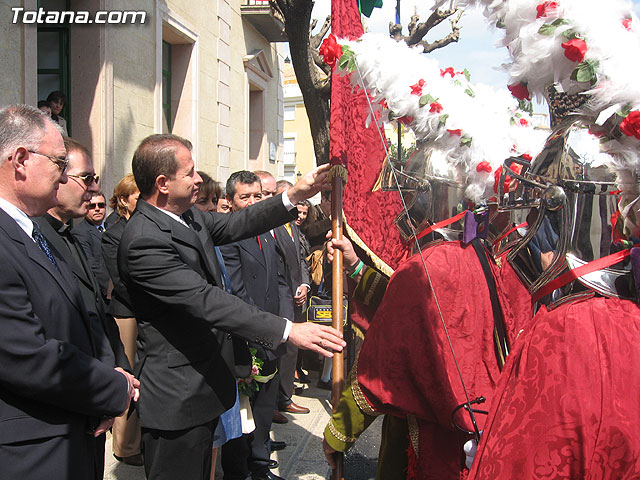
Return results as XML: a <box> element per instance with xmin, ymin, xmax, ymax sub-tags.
<box><xmin>0</xmin><ymin>104</ymin><xmax>346</xmax><ymax>480</ymax></box>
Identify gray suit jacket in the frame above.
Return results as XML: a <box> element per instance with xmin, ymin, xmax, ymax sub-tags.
<box><xmin>118</xmin><ymin>196</ymin><xmax>296</xmax><ymax>431</ymax></box>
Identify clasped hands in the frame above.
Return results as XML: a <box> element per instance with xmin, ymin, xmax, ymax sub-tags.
<box><xmin>92</xmin><ymin>367</ymin><xmax>140</xmax><ymax>437</ymax></box>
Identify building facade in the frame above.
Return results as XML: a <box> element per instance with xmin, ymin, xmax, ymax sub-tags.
<box><xmin>1</xmin><ymin>0</ymin><xmax>288</xmax><ymax>198</ymax></box>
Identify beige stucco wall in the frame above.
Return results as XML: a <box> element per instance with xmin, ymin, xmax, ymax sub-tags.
<box><xmin>0</xmin><ymin>0</ymin><xmax>285</xmax><ymax>197</ymax></box>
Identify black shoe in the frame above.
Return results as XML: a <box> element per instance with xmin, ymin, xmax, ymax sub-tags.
<box><xmin>268</xmin><ymin>459</ymin><xmax>279</xmax><ymax>469</ymax></box>
<box><xmin>252</xmin><ymin>471</ymin><xmax>285</xmax><ymax>480</ymax></box>
<box><xmin>316</xmin><ymin>379</ymin><xmax>332</xmax><ymax>391</ymax></box>
<box><xmin>113</xmin><ymin>453</ymin><xmax>144</xmax><ymax>466</ymax></box>
<box><xmin>295</xmin><ymin>369</ymin><xmax>310</xmax><ymax>384</ymax></box>
<box><xmin>270</xmin><ymin>440</ymin><xmax>286</xmax><ymax>451</ymax></box>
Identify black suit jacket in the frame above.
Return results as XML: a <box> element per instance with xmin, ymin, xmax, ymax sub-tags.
<box><xmin>219</xmin><ymin>231</ymin><xmax>290</xmax><ymax>365</ymax></box>
<box><xmin>0</xmin><ymin>208</ymin><xmax>128</xmax><ymax>477</ymax></box>
<box><xmin>34</xmin><ymin>214</ymin><xmax>130</xmax><ymax>370</ymax></box>
<box><xmin>274</xmin><ymin>223</ymin><xmax>311</xmax><ymax>320</ymax></box>
<box><xmin>72</xmin><ymin>218</ymin><xmax>110</xmax><ymax>298</ymax></box>
<box><xmin>118</xmin><ymin>196</ymin><xmax>296</xmax><ymax>431</ymax></box>
<box><xmin>101</xmin><ymin>216</ymin><xmax>134</xmax><ymax>318</ymax></box>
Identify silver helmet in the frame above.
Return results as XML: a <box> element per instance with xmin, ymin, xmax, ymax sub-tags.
<box><xmin>379</xmin><ymin>144</ymin><xmax>468</xmax><ymax>244</ymax></box>
<box><xmin>497</xmin><ymin>116</ymin><xmax>634</xmax><ymax>306</ymax></box>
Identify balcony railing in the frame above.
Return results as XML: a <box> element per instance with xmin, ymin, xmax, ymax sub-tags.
<box><xmin>241</xmin><ymin>0</ymin><xmax>287</xmax><ymax>42</ymax></box>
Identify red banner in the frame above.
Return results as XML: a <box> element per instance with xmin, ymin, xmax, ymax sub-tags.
<box><xmin>330</xmin><ymin>0</ymin><xmax>410</xmax><ymax>275</ymax></box>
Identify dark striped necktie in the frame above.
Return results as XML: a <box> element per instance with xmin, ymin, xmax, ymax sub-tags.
<box><xmin>32</xmin><ymin>222</ymin><xmax>60</xmax><ymax>271</ymax></box>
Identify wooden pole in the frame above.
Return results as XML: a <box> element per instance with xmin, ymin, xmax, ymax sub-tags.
<box><xmin>331</xmin><ymin>174</ymin><xmax>345</xmax><ymax>480</ymax></box>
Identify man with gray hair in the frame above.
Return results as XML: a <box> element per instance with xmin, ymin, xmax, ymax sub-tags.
<box><xmin>0</xmin><ymin>105</ymin><xmax>137</xmax><ymax>479</ymax></box>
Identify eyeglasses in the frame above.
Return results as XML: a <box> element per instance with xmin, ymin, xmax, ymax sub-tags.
<box><xmin>67</xmin><ymin>173</ymin><xmax>100</xmax><ymax>187</ymax></box>
<box><xmin>27</xmin><ymin>150</ymin><xmax>69</xmax><ymax>173</ymax></box>
<box><xmin>88</xmin><ymin>202</ymin><xmax>106</xmax><ymax>209</ymax></box>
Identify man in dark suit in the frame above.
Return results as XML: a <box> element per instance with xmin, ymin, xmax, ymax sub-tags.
<box><xmin>0</xmin><ymin>105</ymin><xmax>138</xmax><ymax>480</ymax></box>
<box><xmin>220</xmin><ymin>171</ymin><xmax>291</xmax><ymax>480</ymax></box>
<box><xmin>118</xmin><ymin>133</ymin><xmax>345</xmax><ymax>480</ymax></box>
<box><xmin>73</xmin><ymin>190</ymin><xmax>111</xmax><ymax>299</ymax></box>
<box><xmin>256</xmin><ymin>172</ymin><xmax>311</xmax><ymax>415</ymax></box>
<box><xmin>31</xmin><ymin>137</ymin><xmax>133</xmax><ymax>476</ymax></box>
<box><xmin>33</xmin><ymin>137</ymin><xmax>129</xmax><ymax>372</ymax></box>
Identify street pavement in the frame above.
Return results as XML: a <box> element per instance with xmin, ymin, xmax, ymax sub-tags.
<box><xmin>104</xmin><ymin>371</ymin><xmax>381</xmax><ymax>480</ymax></box>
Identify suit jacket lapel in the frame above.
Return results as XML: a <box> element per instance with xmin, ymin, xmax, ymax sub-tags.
<box><xmin>0</xmin><ymin>212</ymin><xmax>84</xmax><ymax>314</ymax></box>
<box><xmin>239</xmin><ymin>234</ymin><xmax>267</xmax><ymax>269</ymax></box>
<box><xmin>137</xmin><ymin>202</ymin><xmax>224</xmax><ymax>287</ymax></box>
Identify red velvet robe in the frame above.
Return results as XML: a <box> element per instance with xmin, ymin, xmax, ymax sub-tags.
<box><xmin>469</xmin><ymin>296</ymin><xmax>640</xmax><ymax>479</ymax></box>
<box><xmin>356</xmin><ymin>241</ymin><xmax>532</xmax><ymax>479</ymax></box>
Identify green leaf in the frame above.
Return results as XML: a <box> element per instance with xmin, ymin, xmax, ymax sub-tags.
<box><xmin>461</xmin><ymin>135</ymin><xmax>473</xmax><ymax>147</ymax></box>
<box><xmin>572</xmin><ymin>59</ymin><xmax>599</xmax><ymax>83</ymax></box>
<box><xmin>618</xmin><ymin>105</ymin><xmax>633</xmax><ymax>118</ymax></box>
<box><xmin>562</xmin><ymin>29</ymin><xmax>580</xmax><ymax>40</ymax></box>
<box><xmin>464</xmin><ymin>88</ymin><xmax>475</xmax><ymax>98</ymax></box>
<box><xmin>439</xmin><ymin>113</ymin><xmax>449</xmax><ymax>127</ymax></box>
<box><xmin>496</xmin><ymin>19</ymin><xmax>505</xmax><ymax>29</ymax></box>
<box><xmin>453</xmin><ymin>79</ymin><xmax>462</xmax><ymax>87</ymax></box>
<box><xmin>552</xmin><ymin>18</ymin><xmax>571</xmax><ymax>27</ymax></box>
<box><xmin>419</xmin><ymin>95</ymin><xmax>429</xmax><ymax>108</ymax></box>
<box><xmin>538</xmin><ymin>23</ymin><xmax>557</xmax><ymax>36</ymax></box>
<box><xmin>510</xmin><ymin>117</ymin><xmax>516</xmax><ymax>126</ymax></box>
<box><xmin>518</xmin><ymin>99</ymin><xmax>533</xmax><ymax>115</ymax></box>
<box><xmin>463</xmin><ymin>69</ymin><xmax>471</xmax><ymax>82</ymax></box>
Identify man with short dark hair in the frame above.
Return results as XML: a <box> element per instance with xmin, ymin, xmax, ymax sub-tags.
<box><xmin>0</xmin><ymin>105</ymin><xmax>136</xmax><ymax>480</ymax></box>
<box><xmin>119</xmin><ymin>133</ymin><xmax>345</xmax><ymax>480</ymax></box>
<box><xmin>73</xmin><ymin>190</ymin><xmax>111</xmax><ymax>299</ymax></box>
<box><xmin>220</xmin><ymin>170</ymin><xmax>290</xmax><ymax>480</ymax></box>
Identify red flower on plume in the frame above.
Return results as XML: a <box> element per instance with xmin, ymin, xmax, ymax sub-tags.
<box><xmin>430</xmin><ymin>102</ymin><xmax>443</xmax><ymax>113</ymax></box>
<box><xmin>319</xmin><ymin>34</ymin><xmax>342</xmax><ymax>69</ymax></box>
<box><xmin>447</xmin><ymin>129</ymin><xmax>462</xmax><ymax>137</ymax></box>
<box><xmin>562</xmin><ymin>38</ymin><xmax>587</xmax><ymax>63</ymax></box>
<box><xmin>380</xmin><ymin>99</ymin><xmax>389</xmax><ymax>109</ymax></box>
<box><xmin>508</xmin><ymin>82</ymin><xmax>531</xmax><ymax>101</ymax></box>
<box><xmin>410</xmin><ymin>79</ymin><xmax>426</xmax><ymax>96</ymax></box>
<box><xmin>536</xmin><ymin>1</ymin><xmax>559</xmax><ymax>19</ymax></box>
<box><xmin>398</xmin><ymin>115</ymin><xmax>414</xmax><ymax>126</ymax></box>
<box><xmin>522</xmin><ymin>153</ymin><xmax>533</xmax><ymax>161</ymax></box>
<box><xmin>476</xmin><ymin>161</ymin><xmax>492</xmax><ymax>173</ymax></box>
<box><xmin>623</xmin><ymin>18</ymin><xmax>633</xmax><ymax>31</ymax></box>
<box><xmin>519</xmin><ymin>118</ymin><xmax>529</xmax><ymax>127</ymax></box>
<box><xmin>440</xmin><ymin>67</ymin><xmax>455</xmax><ymax>78</ymax></box>
<box><xmin>620</xmin><ymin>111</ymin><xmax>640</xmax><ymax>139</ymax></box>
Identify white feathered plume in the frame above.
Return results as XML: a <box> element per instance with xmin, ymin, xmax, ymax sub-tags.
<box><xmin>333</xmin><ymin>33</ymin><xmax>547</xmax><ymax>204</ymax></box>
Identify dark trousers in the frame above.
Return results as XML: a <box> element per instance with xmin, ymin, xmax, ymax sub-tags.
<box><xmin>141</xmin><ymin>419</ymin><xmax>217</xmax><ymax>480</ymax></box>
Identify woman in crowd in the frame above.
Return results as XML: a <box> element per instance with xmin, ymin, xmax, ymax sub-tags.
<box><xmin>101</xmin><ymin>173</ymin><xmax>142</xmax><ymax>466</ymax></box>
<box><xmin>46</xmin><ymin>90</ymin><xmax>68</xmax><ymax>136</ymax></box>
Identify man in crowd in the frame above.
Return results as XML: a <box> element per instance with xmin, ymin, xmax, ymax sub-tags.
<box><xmin>118</xmin><ymin>134</ymin><xmax>345</xmax><ymax>480</ymax></box>
<box><xmin>31</xmin><ymin>136</ymin><xmax>132</xmax><ymax>476</ymax></box>
<box><xmin>220</xmin><ymin>170</ymin><xmax>290</xmax><ymax>480</ymax></box>
<box><xmin>73</xmin><ymin>189</ymin><xmax>111</xmax><ymax>299</ymax></box>
<box><xmin>254</xmin><ymin>171</ymin><xmax>310</xmax><ymax>417</ymax></box>
<box><xmin>0</xmin><ymin>105</ymin><xmax>137</xmax><ymax>479</ymax></box>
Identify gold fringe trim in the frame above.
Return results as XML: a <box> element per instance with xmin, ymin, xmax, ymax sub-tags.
<box><xmin>344</xmin><ymin>215</ymin><xmax>395</xmax><ymax>278</ymax></box>
<box><xmin>328</xmin><ymin>419</ymin><xmax>358</xmax><ymax>445</ymax></box>
<box><xmin>329</xmin><ymin>165</ymin><xmax>348</xmax><ymax>184</ymax></box>
<box><xmin>371</xmin><ymin>157</ymin><xmax>391</xmax><ymax>192</ymax></box>
<box><xmin>407</xmin><ymin>414</ymin><xmax>420</xmax><ymax>458</ymax></box>
<box><xmin>362</xmin><ymin>269</ymin><xmax>382</xmax><ymax>307</ymax></box>
<box><xmin>351</xmin><ymin>322</ymin><xmax>365</xmax><ymax>340</ymax></box>
<box><xmin>350</xmin><ymin>356</ymin><xmax>379</xmax><ymax>416</ymax></box>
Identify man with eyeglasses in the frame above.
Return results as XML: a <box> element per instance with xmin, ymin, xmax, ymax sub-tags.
<box><xmin>73</xmin><ymin>190</ymin><xmax>111</xmax><ymax>301</ymax></box>
<box><xmin>0</xmin><ymin>106</ymin><xmax>137</xmax><ymax>480</ymax></box>
<box><xmin>31</xmin><ymin>136</ymin><xmax>135</xmax><ymax>477</ymax></box>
